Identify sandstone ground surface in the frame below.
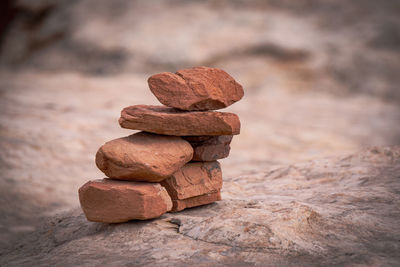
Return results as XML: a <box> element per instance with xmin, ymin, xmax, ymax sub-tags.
<box><xmin>0</xmin><ymin>0</ymin><xmax>399</xmax><ymax>265</ymax></box>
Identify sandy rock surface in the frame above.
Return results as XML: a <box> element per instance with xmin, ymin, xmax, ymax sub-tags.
<box><xmin>148</xmin><ymin>66</ymin><xmax>244</xmax><ymax>110</ymax></box>
<box><xmin>1</xmin><ymin>147</ymin><xmax>399</xmax><ymax>266</ymax></box>
<box><xmin>79</xmin><ymin>179</ymin><xmax>172</xmax><ymax>223</ymax></box>
<box><xmin>95</xmin><ymin>132</ymin><xmax>193</xmax><ymax>182</ymax></box>
<box><xmin>0</xmin><ymin>68</ymin><xmax>399</xmax><ymax>265</ymax></box>
<box><xmin>119</xmin><ymin>105</ymin><xmax>241</xmax><ymax>136</ymax></box>
<box><xmin>0</xmin><ymin>0</ymin><xmax>400</xmax><ymax>265</ymax></box>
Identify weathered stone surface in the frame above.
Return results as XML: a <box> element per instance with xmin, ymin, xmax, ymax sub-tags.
<box><xmin>161</xmin><ymin>161</ymin><xmax>222</xmax><ymax>200</ymax></box>
<box><xmin>1</xmin><ymin>1</ymin><xmax>400</xmax><ymax>264</ymax></box>
<box><xmin>95</xmin><ymin>132</ymin><xmax>193</xmax><ymax>182</ymax></box>
<box><xmin>119</xmin><ymin>105</ymin><xmax>240</xmax><ymax>136</ymax></box>
<box><xmin>148</xmin><ymin>66</ymin><xmax>244</xmax><ymax>111</ymax></box>
<box><xmin>171</xmin><ymin>192</ymin><xmax>221</xmax><ymax>212</ymax></box>
<box><xmin>78</xmin><ymin>179</ymin><xmax>172</xmax><ymax>223</ymax></box>
<box><xmin>160</xmin><ymin>160</ymin><xmax>223</xmax><ymax>211</ymax></box>
<box><xmin>2</xmin><ymin>147</ymin><xmax>399</xmax><ymax>266</ymax></box>
<box><xmin>183</xmin><ymin>135</ymin><xmax>233</xmax><ymax>161</ymax></box>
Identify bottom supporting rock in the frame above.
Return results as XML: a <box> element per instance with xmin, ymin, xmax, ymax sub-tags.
<box><xmin>79</xmin><ymin>179</ymin><xmax>172</xmax><ymax>223</ymax></box>
<box><xmin>171</xmin><ymin>191</ymin><xmax>221</xmax><ymax>212</ymax></box>
<box><xmin>161</xmin><ymin>161</ymin><xmax>222</xmax><ymax>200</ymax></box>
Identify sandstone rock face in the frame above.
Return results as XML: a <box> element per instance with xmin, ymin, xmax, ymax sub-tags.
<box><xmin>95</xmin><ymin>132</ymin><xmax>193</xmax><ymax>182</ymax></box>
<box><xmin>161</xmin><ymin>161</ymin><xmax>222</xmax><ymax>200</ymax></box>
<box><xmin>183</xmin><ymin>135</ymin><xmax>233</xmax><ymax>161</ymax></box>
<box><xmin>148</xmin><ymin>66</ymin><xmax>244</xmax><ymax>111</ymax></box>
<box><xmin>78</xmin><ymin>179</ymin><xmax>172</xmax><ymax>223</ymax></box>
<box><xmin>1</xmin><ymin>147</ymin><xmax>400</xmax><ymax>266</ymax></box>
<box><xmin>171</xmin><ymin>192</ymin><xmax>221</xmax><ymax>212</ymax></box>
<box><xmin>119</xmin><ymin>105</ymin><xmax>240</xmax><ymax>136</ymax></box>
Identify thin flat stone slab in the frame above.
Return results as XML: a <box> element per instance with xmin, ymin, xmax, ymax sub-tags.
<box><xmin>119</xmin><ymin>105</ymin><xmax>240</xmax><ymax>136</ymax></box>
<box><xmin>183</xmin><ymin>135</ymin><xmax>233</xmax><ymax>161</ymax></box>
<box><xmin>96</xmin><ymin>132</ymin><xmax>193</xmax><ymax>182</ymax></box>
<box><xmin>161</xmin><ymin>161</ymin><xmax>222</xmax><ymax>200</ymax></box>
<box><xmin>171</xmin><ymin>192</ymin><xmax>221</xmax><ymax>212</ymax></box>
<box><xmin>79</xmin><ymin>179</ymin><xmax>172</xmax><ymax>223</ymax></box>
<box><xmin>148</xmin><ymin>66</ymin><xmax>244</xmax><ymax>111</ymax></box>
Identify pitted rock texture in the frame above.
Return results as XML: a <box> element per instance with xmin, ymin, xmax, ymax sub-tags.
<box><xmin>119</xmin><ymin>105</ymin><xmax>240</xmax><ymax>136</ymax></box>
<box><xmin>78</xmin><ymin>179</ymin><xmax>172</xmax><ymax>223</ymax></box>
<box><xmin>95</xmin><ymin>132</ymin><xmax>193</xmax><ymax>182</ymax></box>
<box><xmin>161</xmin><ymin>161</ymin><xmax>222</xmax><ymax>200</ymax></box>
<box><xmin>2</xmin><ymin>147</ymin><xmax>399</xmax><ymax>266</ymax></box>
<box><xmin>171</xmin><ymin>192</ymin><xmax>221</xmax><ymax>212</ymax></box>
<box><xmin>183</xmin><ymin>135</ymin><xmax>233</xmax><ymax>161</ymax></box>
<box><xmin>148</xmin><ymin>66</ymin><xmax>244</xmax><ymax>111</ymax></box>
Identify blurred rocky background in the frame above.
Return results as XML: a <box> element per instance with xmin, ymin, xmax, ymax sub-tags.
<box><xmin>0</xmin><ymin>0</ymin><xmax>399</xmax><ymax>265</ymax></box>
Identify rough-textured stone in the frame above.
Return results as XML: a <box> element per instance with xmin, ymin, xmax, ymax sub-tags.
<box><xmin>119</xmin><ymin>105</ymin><xmax>240</xmax><ymax>136</ymax></box>
<box><xmin>95</xmin><ymin>132</ymin><xmax>193</xmax><ymax>182</ymax></box>
<box><xmin>171</xmin><ymin>192</ymin><xmax>221</xmax><ymax>212</ymax></box>
<box><xmin>148</xmin><ymin>66</ymin><xmax>244</xmax><ymax>111</ymax></box>
<box><xmin>78</xmin><ymin>179</ymin><xmax>172</xmax><ymax>223</ymax></box>
<box><xmin>161</xmin><ymin>161</ymin><xmax>222</xmax><ymax>200</ymax></box>
<box><xmin>2</xmin><ymin>1</ymin><xmax>400</xmax><ymax>265</ymax></box>
<box><xmin>183</xmin><ymin>135</ymin><xmax>233</xmax><ymax>161</ymax></box>
<box><xmin>1</xmin><ymin>147</ymin><xmax>400</xmax><ymax>266</ymax></box>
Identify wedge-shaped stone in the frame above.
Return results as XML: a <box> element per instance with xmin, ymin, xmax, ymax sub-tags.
<box><xmin>171</xmin><ymin>192</ymin><xmax>221</xmax><ymax>212</ymax></box>
<box><xmin>183</xmin><ymin>135</ymin><xmax>233</xmax><ymax>161</ymax></box>
<box><xmin>119</xmin><ymin>105</ymin><xmax>240</xmax><ymax>136</ymax></box>
<box><xmin>79</xmin><ymin>179</ymin><xmax>172</xmax><ymax>223</ymax></box>
<box><xmin>148</xmin><ymin>66</ymin><xmax>244</xmax><ymax>111</ymax></box>
<box><xmin>161</xmin><ymin>161</ymin><xmax>222</xmax><ymax>200</ymax></box>
<box><xmin>96</xmin><ymin>132</ymin><xmax>193</xmax><ymax>182</ymax></box>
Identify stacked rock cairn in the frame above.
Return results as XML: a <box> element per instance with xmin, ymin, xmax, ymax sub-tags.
<box><xmin>79</xmin><ymin>66</ymin><xmax>244</xmax><ymax>223</ymax></box>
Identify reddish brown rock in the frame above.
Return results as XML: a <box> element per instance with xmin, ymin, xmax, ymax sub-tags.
<box><xmin>183</xmin><ymin>135</ymin><xmax>233</xmax><ymax>161</ymax></box>
<box><xmin>79</xmin><ymin>179</ymin><xmax>172</xmax><ymax>223</ymax></box>
<box><xmin>119</xmin><ymin>105</ymin><xmax>240</xmax><ymax>136</ymax></box>
<box><xmin>95</xmin><ymin>132</ymin><xmax>193</xmax><ymax>182</ymax></box>
<box><xmin>148</xmin><ymin>66</ymin><xmax>244</xmax><ymax>111</ymax></box>
<box><xmin>171</xmin><ymin>192</ymin><xmax>222</xmax><ymax>212</ymax></box>
<box><xmin>161</xmin><ymin>161</ymin><xmax>222</xmax><ymax>200</ymax></box>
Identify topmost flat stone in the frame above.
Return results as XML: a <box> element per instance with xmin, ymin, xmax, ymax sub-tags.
<box><xmin>148</xmin><ymin>66</ymin><xmax>244</xmax><ymax>111</ymax></box>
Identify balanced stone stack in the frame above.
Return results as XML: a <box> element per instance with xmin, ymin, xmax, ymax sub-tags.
<box><xmin>79</xmin><ymin>66</ymin><xmax>244</xmax><ymax>223</ymax></box>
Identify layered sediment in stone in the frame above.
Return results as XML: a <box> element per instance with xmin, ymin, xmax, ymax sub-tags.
<box><xmin>148</xmin><ymin>66</ymin><xmax>244</xmax><ymax>111</ymax></box>
<box><xmin>95</xmin><ymin>132</ymin><xmax>193</xmax><ymax>182</ymax></box>
<box><xmin>171</xmin><ymin>192</ymin><xmax>221</xmax><ymax>212</ymax></box>
<box><xmin>119</xmin><ymin>105</ymin><xmax>240</xmax><ymax>136</ymax></box>
<box><xmin>161</xmin><ymin>161</ymin><xmax>222</xmax><ymax>211</ymax></box>
<box><xmin>161</xmin><ymin>161</ymin><xmax>222</xmax><ymax>199</ymax></box>
<box><xmin>183</xmin><ymin>135</ymin><xmax>233</xmax><ymax>161</ymax></box>
<box><xmin>79</xmin><ymin>179</ymin><xmax>172</xmax><ymax>223</ymax></box>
